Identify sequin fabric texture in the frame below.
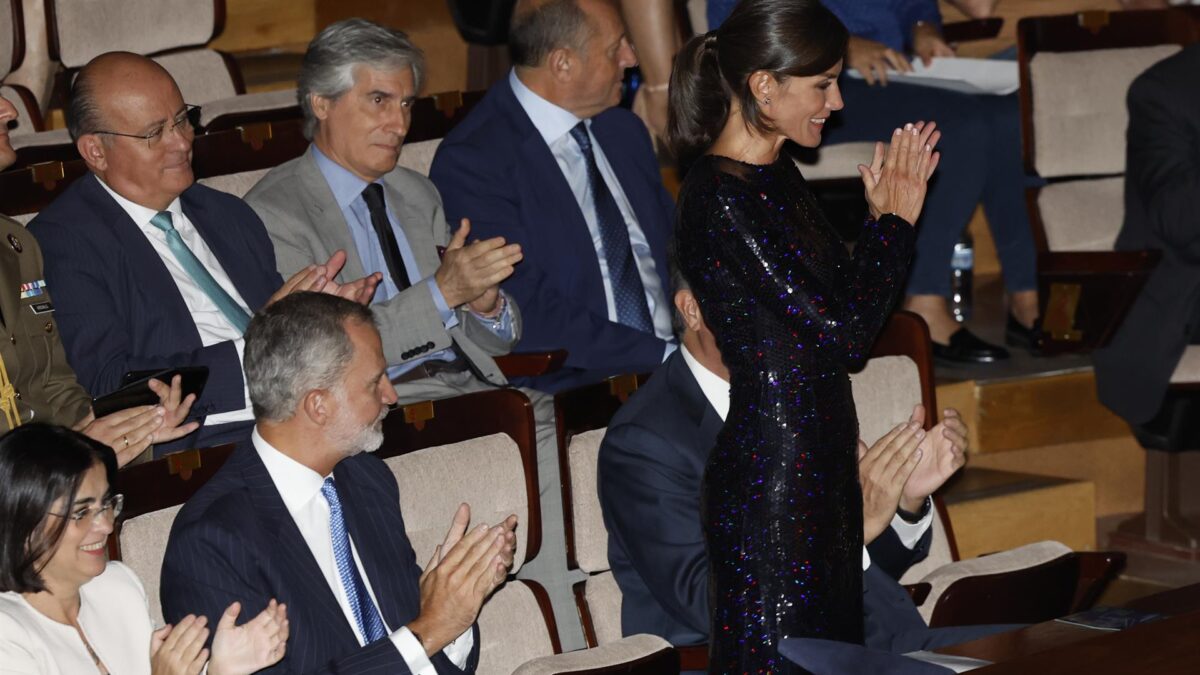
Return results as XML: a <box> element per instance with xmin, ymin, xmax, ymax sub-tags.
<box><xmin>675</xmin><ymin>155</ymin><xmax>915</xmax><ymax>674</ymax></box>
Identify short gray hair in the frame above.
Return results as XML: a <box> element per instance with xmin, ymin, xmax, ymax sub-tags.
<box><xmin>298</xmin><ymin>18</ymin><xmax>426</xmax><ymax>139</ymax></box>
<box><xmin>244</xmin><ymin>292</ymin><xmax>377</xmax><ymax>422</ymax></box>
<box><xmin>509</xmin><ymin>0</ymin><xmax>592</xmax><ymax>68</ymax></box>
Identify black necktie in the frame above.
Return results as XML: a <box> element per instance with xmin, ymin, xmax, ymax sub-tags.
<box><xmin>568</xmin><ymin>122</ymin><xmax>654</xmax><ymax>334</ymax></box>
<box><xmin>361</xmin><ymin>184</ymin><xmax>411</xmax><ymax>292</ymax></box>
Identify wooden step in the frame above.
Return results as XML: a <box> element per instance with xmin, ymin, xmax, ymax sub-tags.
<box><xmin>937</xmin><ymin>368</ymin><xmax>1130</xmax><ymax>455</ymax></box>
<box><xmin>942</xmin><ymin>468</ymin><xmax>1096</xmax><ymax>557</ymax></box>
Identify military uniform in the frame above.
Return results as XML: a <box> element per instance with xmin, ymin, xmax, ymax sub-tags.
<box><xmin>0</xmin><ymin>214</ymin><xmax>91</xmax><ymax>433</ymax></box>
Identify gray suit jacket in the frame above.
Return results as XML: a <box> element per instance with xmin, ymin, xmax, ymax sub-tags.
<box><xmin>246</xmin><ymin>147</ymin><xmax>519</xmax><ymax>385</ymax></box>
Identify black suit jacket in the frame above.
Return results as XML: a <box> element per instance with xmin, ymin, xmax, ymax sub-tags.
<box><xmin>29</xmin><ymin>174</ymin><xmax>282</xmax><ymax>453</ymax></box>
<box><xmin>598</xmin><ymin>350</ymin><xmax>937</xmax><ymax>648</ymax></box>
<box><xmin>1096</xmin><ymin>44</ymin><xmax>1200</xmax><ymax>424</ymax></box>
<box><xmin>160</xmin><ymin>441</ymin><xmax>480</xmax><ymax>674</ymax></box>
<box><xmin>430</xmin><ymin>77</ymin><xmax>675</xmax><ymax>392</ymax></box>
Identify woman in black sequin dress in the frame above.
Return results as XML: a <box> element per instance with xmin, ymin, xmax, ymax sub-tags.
<box><xmin>666</xmin><ymin>2</ymin><xmax>941</xmax><ymax>672</ymax></box>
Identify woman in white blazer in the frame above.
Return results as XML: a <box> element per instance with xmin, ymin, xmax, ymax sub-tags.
<box><xmin>0</xmin><ymin>424</ymin><xmax>289</xmax><ymax>674</ymax></box>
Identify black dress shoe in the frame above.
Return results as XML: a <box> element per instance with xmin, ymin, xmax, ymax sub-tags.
<box><xmin>1005</xmin><ymin>314</ymin><xmax>1042</xmax><ymax>353</ymax></box>
<box><xmin>932</xmin><ymin>328</ymin><xmax>1011</xmax><ymax>363</ymax></box>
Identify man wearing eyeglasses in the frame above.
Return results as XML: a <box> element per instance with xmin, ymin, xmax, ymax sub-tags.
<box><xmin>28</xmin><ymin>52</ymin><xmax>380</xmax><ymax>457</ymax></box>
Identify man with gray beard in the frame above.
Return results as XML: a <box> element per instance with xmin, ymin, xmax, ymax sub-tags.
<box><xmin>162</xmin><ymin>292</ymin><xmax>515</xmax><ymax>673</ymax></box>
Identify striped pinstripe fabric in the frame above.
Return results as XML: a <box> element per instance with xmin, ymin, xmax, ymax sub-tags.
<box><xmin>160</xmin><ymin>442</ymin><xmax>480</xmax><ymax>674</ymax></box>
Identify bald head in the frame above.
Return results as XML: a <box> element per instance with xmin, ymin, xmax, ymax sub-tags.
<box><xmin>70</xmin><ymin>52</ymin><xmax>196</xmax><ymax>210</ymax></box>
<box><xmin>68</xmin><ymin>52</ymin><xmax>178</xmax><ymax>141</ymax></box>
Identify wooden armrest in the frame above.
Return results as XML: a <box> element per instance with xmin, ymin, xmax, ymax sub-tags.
<box><xmin>905</xmin><ymin>582</ymin><xmax>932</xmax><ymax>606</ymax></box>
<box><xmin>677</xmin><ymin>644</ymin><xmax>709</xmax><ymax>672</ymax></box>
<box><xmin>942</xmin><ymin>17</ymin><xmax>1004</xmax><ymax>43</ymax></box>
<box><xmin>513</xmin><ymin>635</ymin><xmax>679</xmax><ymax>675</ymax></box>
<box><xmin>1071</xmin><ymin>551</ymin><xmax>1126</xmax><ymax>612</ymax></box>
<box><xmin>495</xmin><ymin>350</ymin><xmax>568</xmax><ymax>378</ymax></box>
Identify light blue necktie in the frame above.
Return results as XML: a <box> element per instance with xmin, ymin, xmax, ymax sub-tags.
<box><xmin>320</xmin><ymin>478</ymin><xmax>388</xmax><ymax>643</ymax></box>
<box><xmin>568</xmin><ymin>122</ymin><xmax>655</xmax><ymax>334</ymax></box>
<box><xmin>149</xmin><ymin>211</ymin><xmax>252</xmax><ymax>333</ymax></box>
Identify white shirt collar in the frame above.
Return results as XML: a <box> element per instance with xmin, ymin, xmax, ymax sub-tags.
<box><xmin>95</xmin><ymin>177</ymin><xmax>183</xmax><ymax>230</ymax></box>
<box><xmin>680</xmin><ymin>345</ymin><xmax>730</xmax><ymax>421</ymax></box>
<box><xmin>252</xmin><ymin>427</ymin><xmax>329</xmax><ymax>516</ymax></box>
<box><xmin>509</xmin><ymin>69</ymin><xmax>584</xmax><ymax>147</ymax></box>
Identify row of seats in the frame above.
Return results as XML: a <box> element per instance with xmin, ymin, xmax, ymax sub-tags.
<box><xmin>107</xmin><ymin>310</ymin><xmax>1123</xmax><ymax>674</ymax></box>
<box><xmin>6</xmin><ymin>7</ymin><xmax>1200</xmax><ymax>361</ymax></box>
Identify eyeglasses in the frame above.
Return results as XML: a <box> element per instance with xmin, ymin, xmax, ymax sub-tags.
<box><xmin>49</xmin><ymin>493</ymin><xmax>124</xmax><ymax>527</ymax></box>
<box><xmin>91</xmin><ymin>105</ymin><xmax>201</xmax><ymax>148</ymax></box>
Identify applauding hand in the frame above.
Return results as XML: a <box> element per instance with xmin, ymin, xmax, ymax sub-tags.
<box><xmin>859</xmin><ymin>120</ymin><xmax>941</xmax><ymax>225</ymax></box>
<box><xmin>208</xmin><ymin>600</ymin><xmax>289</xmax><ymax>675</ymax></box>
<box><xmin>858</xmin><ymin>408</ymin><xmax>926</xmax><ymax>544</ymax></box>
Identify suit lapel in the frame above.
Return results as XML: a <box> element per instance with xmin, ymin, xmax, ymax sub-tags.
<box><xmin>180</xmin><ymin>188</ymin><xmax>266</xmax><ymax>311</ymax></box>
<box><xmin>667</xmin><ymin>350</ymin><xmax>725</xmax><ymax>457</ymax></box>
<box><xmin>0</xmin><ymin>225</ymin><xmax>22</xmax><ymax>331</ymax></box>
<box><xmin>333</xmin><ymin>459</ymin><xmax>420</xmax><ymax>631</ymax></box>
<box><xmin>591</xmin><ymin>117</ymin><xmax>672</xmax><ymax>292</ymax></box>
<box><xmin>295</xmin><ymin>150</ymin><xmax>369</xmax><ymax>281</ymax></box>
<box><xmin>499</xmin><ymin>84</ymin><xmax>610</xmax><ymax>313</ymax></box>
<box><xmin>240</xmin><ymin>447</ymin><xmax>362</xmax><ymax>650</ymax></box>
<box><xmin>381</xmin><ymin>179</ymin><xmax>441</xmax><ymax>280</ymax></box>
<box><xmin>81</xmin><ymin>175</ymin><xmax>206</xmax><ymax>348</ymax></box>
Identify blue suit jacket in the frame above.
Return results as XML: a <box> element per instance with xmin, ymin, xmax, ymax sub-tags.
<box><xmin>160</xmin><ymin>441</ymin><xmax>480</xmax><ymax>674</ymax></box>
<box><xmin>599</xmin><ymin>350</ymin><xmax>1009</xmax><ymax>652</ymax></box>
<box><xmin>29</xmin><ymin>174</ymin><xmax>282</xmax><ymax>454</ymax></box>
<box><xmin>430</xmin><ymin>79</ymin><xmax>675</xmax><ymax>392</ymax></box>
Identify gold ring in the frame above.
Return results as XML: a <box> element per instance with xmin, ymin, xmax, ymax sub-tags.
<box><xmin>122</xmin><ymin>435</ymin><xmax>129</xmax><ymax>448</ymax></box>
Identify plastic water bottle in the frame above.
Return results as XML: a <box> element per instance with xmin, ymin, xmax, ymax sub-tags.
<box><xmin>950</xmin><ymin>233</ymin><xmax>973</xmax><ymax>323</ymax></box>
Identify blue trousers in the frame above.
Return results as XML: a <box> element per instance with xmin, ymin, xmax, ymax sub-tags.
<box><xmin>827</xmin><ymin>77</ymin><xmax>1037</xmax><ymax>296</ymax></box>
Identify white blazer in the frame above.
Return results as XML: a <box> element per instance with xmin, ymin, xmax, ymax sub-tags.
<box><xmin>0</xmin><ymin>562</ymin><xmax>154</xmax><ymax>674</ymax></box>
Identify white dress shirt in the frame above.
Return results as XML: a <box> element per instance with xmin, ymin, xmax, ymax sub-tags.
<box><xmin>97</xmin><ymin>179</ymin><xmax>254</xmax><ymax>425</ymax></box>
<box><xmin>252</xmin><ymin>430</ymin><xmax>472</xmax><ymax>673</ymax></box>
<box><xmin>678</xmin><ymin>346</ymin><xmax>933</xmax><ymax>571</ymax></box>
<box><xmin>0</xmin><ymin>562</ymin><xmax>155</xmax><ymax>675</ymax></box>
<box><xmin>509</xmin><ymin>70</ymin><xmax>675</xmax><ymax>360</ymax></box>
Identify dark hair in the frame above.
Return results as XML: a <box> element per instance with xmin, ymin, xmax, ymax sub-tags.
<box><xmin>66</xmin><ymin>67</ymin><xmax>104</xmax><ymax>142</ymax></box>
<box><xmin>0</xmin><ymin>424</ymin><xmax>117</xmax><ymax>593</ymax></box>
<box><xmin>508</xmin><ymin>0</ymin><xmax>591</xmax><ymax>68</ymax></box>
<box><xmin>244</xmin><ymin>292</ymin><xmax>377</xmax><ymax>421</ymax></box>
<box><xmin>667</xmin><ymin>0</ymin><xmax>848</xmax><ymax>167</ymax></box>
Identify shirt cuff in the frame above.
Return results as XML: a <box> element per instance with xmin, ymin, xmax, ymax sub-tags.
<box><xmin>390</xmin><ymin>626</ymin><xmax>475</xmax><ymax>674</ymax></box>
<box><xmin>468</xmin><ymin>293</ymin><xmax>514</xmax><ymax>341</ymax></box>
<box><xmin>890</xmin><ymin>509</ymin><xmax>934</xmax><ymax>550</ymax></box>
<box><xmin>425</xmin><ymin>277</ymin><xmax>459</xmax><ymax>330</ymax></box>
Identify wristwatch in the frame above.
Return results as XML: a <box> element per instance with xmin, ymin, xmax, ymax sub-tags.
<box><xmin>896</xmin><ymin>496</ymin><xmax>932</xmax><ymax>524</ymax></box>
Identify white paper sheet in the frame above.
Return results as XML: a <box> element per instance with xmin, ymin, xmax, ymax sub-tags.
<box><xmin>846</xmin><ymin>57</ymin><xmax>1019</xmax><ymax>96</ymax></box>
<box><xmin>903</xmin><ymin>650</ymin><xmax>993</xmax><ymax>672</ymax></box>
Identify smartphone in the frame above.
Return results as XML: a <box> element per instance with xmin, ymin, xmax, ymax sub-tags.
<box><xmin>91</xmin><ymin>367</ymin><xmax>209</xmax><ymax>418</ymax></box>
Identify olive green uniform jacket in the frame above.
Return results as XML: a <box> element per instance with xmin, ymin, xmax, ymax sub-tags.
<box><xmin>0</xmin><ymin>214</ymin><xmax>91</xmax><ymax>433</ymax></box>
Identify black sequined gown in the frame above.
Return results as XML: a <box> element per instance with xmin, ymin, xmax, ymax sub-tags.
<box><xmin>675</xmin><ymin>155</ymin><xmax>915</xmax><ymax>674</ymax></box>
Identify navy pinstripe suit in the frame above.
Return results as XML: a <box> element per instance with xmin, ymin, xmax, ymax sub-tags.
<box><xmin>160</xmin><ymin>441</ymin><xmax>480</xmax><ymax>674</ymax></box>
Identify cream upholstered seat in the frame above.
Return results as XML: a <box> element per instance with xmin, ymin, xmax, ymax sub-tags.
<box><xmin>1027</xmin><ymin>45</ymin><xmax>1180</xmax><ymax>254</ymax></box>
<box><xmin>118</xmin><ymin>505</ymin><xmax>184</xmax><ymax>625</ymax></box>
<box><xmin>397</xmin><ymin>139</ymin><xmax>443</xmax><ymax>177</ymax></box>
<box><xmin>385</xmin><ymin>430</ymin><xmax>676</xmax><ymax>674</ymax></box>
<box><xmin>1</xmin><ymin>0</ymin><xmax>47</xmax><ymax>142</ymax></box>
<box><xmin>47</xmin><ymin>0</ymin><xmax>238</xmax><ymax>105</ymax></box>
<box><xmin>197</xmin><ymin>168</ymin><xmax>271</xmax><ymax>199</ymax></box>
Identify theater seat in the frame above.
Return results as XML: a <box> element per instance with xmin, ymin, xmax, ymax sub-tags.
<box><xmin>1017</xmin><ymin>8</ymin><xmax>1200</xmax><ymax>353</ymax></box>
<box><xmin>196</xmin><ymin>168</ymin><xmax>271</xmax><ymax>199</ymax></box>
<box><xmin>378</xmin><ymin>389</ymin><xmax>677</xmax><ymax>674</ymax></box>
<box><xmin>111</xmin><ymin>444</ymin><xmax>238</xmax><ymax>625</ymax></box>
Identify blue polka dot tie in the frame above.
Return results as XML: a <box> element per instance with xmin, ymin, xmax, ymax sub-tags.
<box><xmin>568</xmin><ymin>122</ymin><xmax>655</xmax><ymax>334</ymax></box>
<box><xmin>321</xmin><ymin>478</ymin><xmax>388</xmax><ymax>643</ymax></box>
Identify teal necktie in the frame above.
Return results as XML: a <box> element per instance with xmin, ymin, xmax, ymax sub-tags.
<box><xmin>149</xmin><ymin>211</ymin><xmax>252</xmax><ymax>333</ymax></box>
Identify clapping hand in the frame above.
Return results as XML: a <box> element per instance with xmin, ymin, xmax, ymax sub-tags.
<box><xmin>208</xmin><ymin>600</ymin><xmax>289</xmax><ymax>675</ymax></box>
<box><xmin>901</xmin><ymin>408</ymin><xmax>968</xmax><ymax>512</ymax></box>
<box><xmin>268</xmin><ymin>250</ymin><xmax>382</xmax><ymax>307</ymax></box>
<box><xmin>859</xmin><ymin>120</ymin><xmax>941</xmax><ymax>225</ymax></box>
<box><xmin>858</xmin><ymin>406</ymin><xmax>926</xmax><ymax>544</ymax></box>
<box><xmin>435</xmin><ymin>219</ymin><xmax>523</xmax><ymax>312</ymax></box>
<box><xmin>408</xmin><ymin>503</ymin><xmax>517</xmax><ymax>657</ymax></box>
<box><xmin>78</xmin><ymin>374</ymin><xmax>199</xmax><ymax>467</ymax></box>
<box><xmin>150</xmin><ymin>615</ymin><xmax>210</xmax><ymax>675</ymax></box>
